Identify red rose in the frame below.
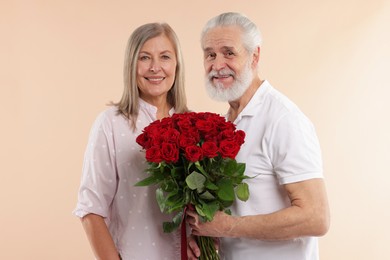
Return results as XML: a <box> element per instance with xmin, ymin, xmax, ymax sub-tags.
<box><xmin>203</xmin><ymin>134</ymin><xmax>216</xmax><ymax>142</ymax></box>
<box><xmin>161</xmin><ymin>143</ymin><xmax>179</xmax><ymax>163</ymax></box>
<box><xmin>160</xmin><ymin>117</ymin><xmax>173</xmax><ymax>128</ymax></box>
<box><xmin>145</xmin><ymin>146</ymin><xmax>162</xmax><ymax>163</ymax></box>
<box><xmin>185</xmin><ymin>145</ymin><xmax>203</xmax><ymax>162</ymax></box>
<box><xmin>144</xmin><ymin>121</ymin><xmax>162</xmax><ymax>135</ymax></box>
<box><xmin>179</xmin><ymin>135</ymin><xmax>197</xmax><ymax>148</ymax></box>
<box><xmin>217</xmin><ymin>120</ymin><xmax>235</xmax><ymax>132</ymax></box>
<box><xmin>185</xmin><ymin>128</ymin><xmax>201</xmax><ymax>143</ymax></box>
<box><xmin>195</xmin><ymin>119</ymin><xmax>217</xmax><ymax>134</ymax></box>
<box><xmin>201</xmin><ymin>141</ymin><xmax>219</xmax><ymax>158</ymax></box>
<box><xmin>175</xmin><ymin>115</ymin><xmax>193</xmax><ymax>132</ymax></box>
<box><xmin>163</xmin><ymin>128</ymin><xmax>180</xmax><ymax>144</ymax></box>
<box><xmin>218</xmin><ymin>129</ymin><xmax>235</xmax><ymax>142</ymax></box>
<box><xmin>136</xmin><ymin>132</ymin><xmax>151</xmax><ymax>149</ymax></box>
<box><xmin>234</xmin><ymin>130</ymin><xmax>246</xmax><ymax>145</ymax></box>
<box><xmin>219</xmin><ymin>140</ymin><xmax>240</xmax><ymax>159</ymax></box>
<box><xmin>197</xmin><ymin>112</ymin><xmax>218</xmax><ymax>120</ymax></box>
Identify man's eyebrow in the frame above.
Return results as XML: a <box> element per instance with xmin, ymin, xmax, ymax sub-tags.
<box><xmin>203</xmin><ymin>46</ymin><xmax>235</xmax><ymax>52</ymax></box>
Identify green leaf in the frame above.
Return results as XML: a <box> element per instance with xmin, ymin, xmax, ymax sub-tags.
<box><xmin>186</xmin><ymin>171</ymin><xmax>206</xmax><ymax>190</ymax></box>
<box><xmin>161</xmin><ymin>179</ymin><xmax>177</xmax><ymax>192</ymax></box>
<box><xmin>184</xmin><ymin>188</ymin><xmax>191</xmax><ymax>205</ymax></box>
<box><xmin>163</xmin><ymin>211</ymin><xmax>183</xmax><ymax>233</ymax></box>
<box><xmin>199</xmin><ymin>190</ymin><xmax>215</xmax><ymax>200</ymax></box>
<box><xmin>217</xmin><ymin>179</ymin><xmax>235</xmax><ymax>201</ymax></box>
<box><xmin>220</xmin><ymin>158</ymin><xmax>237</xmax><ymax>176</ymax></box>
<box><xmin>200</xmin><ymin>201</ymin><xmax>219</xmax><ymax>221</ymax></box>
<box><xmin>220</xmin><ymin>199</ymin><xmax>234</xmax><ymax>208</ymax></box>
<box><xmin>205</xmin><ymin>181</ymin><xmax>218</xmax><ymax>190</ymax></box>
<box><xmin>236</xmin><ymin>183</ymin><xmax>250</xmax><ymax>201</ymax></box>
<box><xmin>135</xmin><ymin>175</ymin><xmax>160</xmax><ymax>186</ymax></box>
<box><xmin>195</xmin><ymin>161</ymin><xmax>211</xmax><ymax>179</ymax></box>
<box><xmin>195</xmin><ymin>204</ymin><xmax>206</xmax><ymax>217</ymax></box>
<box><xmin>235</xmin><ymin>163</ymin><xmax>246</xmax><ymax>177</ymax></box>
<box><xmin>156</xmin><ymin>188</ymin><xmax>166</xmax><ymax>212</ymax></box>
<box><xmin>164</xmin><ymin>192</ymin><xmax>185</xmax><ymax>213</ymax></box>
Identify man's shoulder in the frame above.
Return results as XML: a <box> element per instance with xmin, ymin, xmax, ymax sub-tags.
<box><xmin>263</xmin><ymin>82</ymin><xmax>298</xmax><ymax>113</ymax></box>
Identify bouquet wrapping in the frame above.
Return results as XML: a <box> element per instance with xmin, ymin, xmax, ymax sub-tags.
<box><xmin>135</xmin><ymin>112</ymin><xmax>250</xmax><ymax>260</ymax></box>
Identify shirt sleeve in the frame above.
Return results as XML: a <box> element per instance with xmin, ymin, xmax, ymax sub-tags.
<box><xmin>269</xmin><ymin>109</ymin><xmax>323</xmax><ymax>185</ymax></box>
<box><xmin>73</xmin><ymin>111</ymin><xmax>118</xmax><ymax>218</ymax></box>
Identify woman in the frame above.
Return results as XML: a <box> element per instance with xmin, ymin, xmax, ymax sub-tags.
<box><xmin>74</xmin><ymin>23</ymin><xmax>188</xmax><ymax>260</ymax></box>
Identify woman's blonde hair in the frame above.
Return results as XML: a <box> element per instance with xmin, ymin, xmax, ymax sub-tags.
<box><xmin>114</xmin><ymin>22</ymin><xmax>188</xmax><ymax>129</ymax></box>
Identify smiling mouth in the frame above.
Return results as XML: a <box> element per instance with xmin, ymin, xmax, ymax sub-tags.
<box><xmin>213</xmin><ymin>75</ymin><xmax>230</xmax><ymax>79</ymax></box>
<box><xmin>146</xmin><ymin>77</ymin><xmax>165</xmax><ymax>82</ymax></box>
<box><xmin>212</xmin><ymin>75</ymin><xmax>233</xmax><ymax>81</ymax></box>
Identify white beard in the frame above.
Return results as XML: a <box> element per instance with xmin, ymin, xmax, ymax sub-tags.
<box><xmin>205</xmin><ymin>61</ymin><xmax>253</xmax><ymax>102</ymax></box>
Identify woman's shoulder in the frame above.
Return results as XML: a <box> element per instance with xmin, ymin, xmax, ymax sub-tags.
<box><xmin>92</xmin><ymin>106</ymin><xmax>124</xmax><ymax>127</ymax></box>
<box><xmin>97</xmin><ymin>105</ymin><xmax>122</xmax><ymax>119</ymax></box>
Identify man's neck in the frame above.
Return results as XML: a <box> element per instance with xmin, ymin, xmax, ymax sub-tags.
<box><xmin>228</xmin><ymin>76</ymin><xmax>263</xmax><ymax>122</ymax></box>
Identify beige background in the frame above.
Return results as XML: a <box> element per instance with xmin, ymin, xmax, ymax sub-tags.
<box><xmin>1</xmin><ymin>0</ymin><xmax>389</xmax><ymax>259</ymax></box>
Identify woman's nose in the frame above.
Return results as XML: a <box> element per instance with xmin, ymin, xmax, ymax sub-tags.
<box><xmin>149</xmin><ymin>59</ymin><xmax>161</xmax><ymax>72</ymax></box>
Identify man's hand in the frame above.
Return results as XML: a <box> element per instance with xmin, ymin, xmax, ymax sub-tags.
<box><xmin>186</xmin><ymin>210</ymin><xmax>235</xmax><ymax>237</ymax></box>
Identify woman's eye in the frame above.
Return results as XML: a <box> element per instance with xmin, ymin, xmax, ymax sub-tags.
<box><xmin>139</xmin><ymin>56</ymin><xmax>150</xmax><ymax>61</ymax></box>
<box><xmin>161</xmin><ymin>55</ymin><xmax>170</xmax><ymax>60</ymax></box>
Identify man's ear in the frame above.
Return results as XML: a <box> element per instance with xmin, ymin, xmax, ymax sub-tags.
<box><xmin>252</xmin><ymin>46</ymin><xmax>260</xmax><ymax>68</ymax></box>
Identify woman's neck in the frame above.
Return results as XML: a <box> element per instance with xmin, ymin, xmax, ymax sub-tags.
<box><xmin>140</xmin><ymin>95</ymin><xmax>172</xmax><ymax>120</ymax></box>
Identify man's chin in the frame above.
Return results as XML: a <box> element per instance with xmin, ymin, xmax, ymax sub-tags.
<box><xmin>206</xmin><ymin>87</ymin><xmax>243</xmax><ymax>102</ymax></box>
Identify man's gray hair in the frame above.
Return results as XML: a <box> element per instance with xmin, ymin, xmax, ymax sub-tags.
<box><xmin>201</xmin><ymin>12</ymin><xmax>262</xmax><ymax>53</ymax></box>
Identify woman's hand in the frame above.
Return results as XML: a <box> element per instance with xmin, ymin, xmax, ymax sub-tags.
<box><xmin>187</xmin><ymin>235</ymin><xmax>201</xmax><ymax>260</ymax></box>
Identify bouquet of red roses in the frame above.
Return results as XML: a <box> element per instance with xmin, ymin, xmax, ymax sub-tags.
<box><xmin>135</xmin><ymin>112</ymin><xmax>249</xmax><ymax>260</ymax></box>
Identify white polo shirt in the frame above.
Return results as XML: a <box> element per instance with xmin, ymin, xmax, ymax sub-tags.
<box><xmin>220</xmin><ymin>80</ymin><xmax>323</xmax><ymax>260</ymax></box>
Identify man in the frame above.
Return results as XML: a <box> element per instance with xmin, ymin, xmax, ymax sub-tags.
<box><xmin>186</xmin><ymin>12</ymin><xmax>330</xmax><ymax>260</ymax></box>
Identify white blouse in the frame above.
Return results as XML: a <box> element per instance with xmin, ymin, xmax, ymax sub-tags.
<box><xmin>74</xmin><ymin>99</ymin><xmax>180</xmax><ymax>260</ymax></box>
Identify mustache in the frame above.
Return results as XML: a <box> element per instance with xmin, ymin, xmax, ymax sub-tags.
<box><xmin>208</xmin><ymin>68</ymin><xmax>235</xmax><ymax>80</ymax></box>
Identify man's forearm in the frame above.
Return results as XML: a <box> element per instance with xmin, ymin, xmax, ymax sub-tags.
<box><xmin>227</xmin><ymin>205</ymin><xmax>328</xmax><ymax>240</ymax></box>
<box><xmin>190</xmin><ymin>179</ymin><xmax>330</xmax><ymax>240</ymax></box>
<box><xmin>223</xmin><ymin>179</ymin><xmax>330</xmax><ymax>240</ymax></box>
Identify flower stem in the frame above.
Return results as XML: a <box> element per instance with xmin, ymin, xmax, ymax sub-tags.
<box><xmin>197</xmin><ymin>236</ymin><xmax>219</xmax><ymax>260</ymax></box>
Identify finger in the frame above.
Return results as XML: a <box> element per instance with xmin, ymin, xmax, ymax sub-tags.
<box><xmin>187</xmin><ymin>246</ymin><xmax>198</xmax><ymax>260</ymax></box>
<box><xmin>188</xmin><ymin>236</ymin><xmax>201</xmax><ymax>257</ymax></box>
<box><xmin>186</xmin><ymin>210</ymin><xmax>197</xmax><ymax>218</ymax></box>
<box><xmin>191</xmin><ymin>229</ymin><xmax>200</xmax><ymax>236</ymax></box>
<box><xmin>213</xmin><ymin>237</ymin><xmax>220</xmax><ymax>250</ymax></box>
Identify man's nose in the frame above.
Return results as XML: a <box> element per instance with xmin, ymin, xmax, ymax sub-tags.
<box><xmin>212</xmin><ymin>55</ymin><xmax>226</xmax><ymax>71</ymax></box>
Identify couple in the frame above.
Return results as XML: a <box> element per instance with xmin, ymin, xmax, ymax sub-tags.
<box><xmin>74</xmin><ymin>12</ymin><xmax>330</xmax><ymax>260</ymax></box>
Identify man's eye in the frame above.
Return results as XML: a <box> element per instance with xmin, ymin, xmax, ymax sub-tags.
<box><xmin>206</xmin><ymin>53</ymin><xmax>215</xmax><ymax>59</ymax></box>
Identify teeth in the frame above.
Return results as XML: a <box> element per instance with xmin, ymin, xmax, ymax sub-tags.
<box><xmin>148</xmin><ymin>77</ymin><xmax>164</xmax><ymax>81</ymax></box>
<box><xmin>215</xmin><ymin>75</ymin><xmax>230</xmax><ymax>79</ymax></box>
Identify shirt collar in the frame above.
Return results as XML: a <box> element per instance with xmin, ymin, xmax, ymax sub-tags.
<box><xmin>139</xmin><ymin>98</ymin><xmax>175</xmax><ymax>119</ymax></box>
<box><xmin>231</xmin><ymin>80</ymin><xmax>271</xmax><ymax>123</ymax></box>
